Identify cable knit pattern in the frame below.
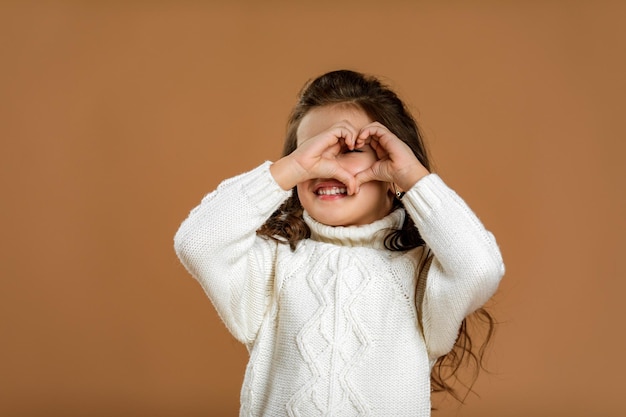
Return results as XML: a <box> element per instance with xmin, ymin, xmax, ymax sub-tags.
<box><xmin>174</xmin><ymin>162</ymin><xmax>504</xmax><ymax>417</ymax></box>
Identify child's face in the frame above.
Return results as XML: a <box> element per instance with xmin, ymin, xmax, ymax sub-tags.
<box><xmin>296</xmin><ymin>104</ymin><xmax>394</xmax><ymax>227</ymax></box>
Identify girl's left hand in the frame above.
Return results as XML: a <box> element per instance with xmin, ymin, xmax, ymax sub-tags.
<box><xmin>354</xmin><ymin>122</ymin><xmax>430</xmax><ymax>193</ymax></box>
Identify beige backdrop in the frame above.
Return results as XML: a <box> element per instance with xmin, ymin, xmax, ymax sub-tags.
<box><xmin>2</xmin><ymin>1</ymin><xmax>625</xmax><ymax>416</ymax></box>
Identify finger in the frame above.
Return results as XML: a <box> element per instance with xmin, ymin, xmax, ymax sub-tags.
<box><xmin>360</xmin><ymin>134</ymin><xmax>389</xmax><ymax>160</ymax></box>
<box><xmin>331</xmin><ymin>166</ymin><xmax>358</xmax><ymax>195</ymax></box>
<box><xmin>359</xmin><ymin>126</ymin><xmax>394</xmax><ymax>154</ymax></box>
<box><xmin>359</xmin><ymin>124</ymin><xmax>415</xmax><ymax>163</ymax></box>
<box><xmin>333</xmin><ymin>122</ymin><xmax>358</xmax><ymax>150</ymax></box>
<box><xmin>354</xmin><ymin>162</ymin><xmax>391</xmax><ymax>191</ymax></box>
<box><xmin>301</xmin><ymin>126</ymin><xmax>353</xmax><ymax>159</ymax></box>
<box><xmin>354</xmin><ymin>167</ymin><xmax>377</xmax><ymax>189</ymax></box>
<box><xmin>329</xmin><ymin>125</ymin><xmax>355</xmax><ymax>148</ymax></box>
<box><xmin>358</xmin><ymin>124</ymin><xmax>393</xmax><ymax>145</ymax></box>
<box><xmin>354</xmin><ymin>133</ymin><xmax>371</xmax><ymax>150</ymax></box>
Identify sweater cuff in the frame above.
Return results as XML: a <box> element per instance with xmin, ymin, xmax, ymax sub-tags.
<box><xmin>401</xmin><ymin>174</ymin><xmax>450</xmax><ymax>224</ymax></box>
<box><xmin>239</xmin><ymin>161</ymin><xmax>292</xmax><ymax>213</ymax></box>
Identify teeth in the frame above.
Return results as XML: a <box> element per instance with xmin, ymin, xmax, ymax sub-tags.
<box><xmin>316</xmin><ymin>187</ymin><xmax>347</xmax><ymax>196</ymax></box>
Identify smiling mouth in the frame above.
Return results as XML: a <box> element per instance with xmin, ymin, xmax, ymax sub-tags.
<box><xmin>315</xmin><ymin>186</ymin><xmax>347</xmax><ymax>196</ymax></box>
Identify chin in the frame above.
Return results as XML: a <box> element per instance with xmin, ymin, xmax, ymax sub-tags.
<box><xmin>310</xmin><ymin>214</ymin><xmax>349</xmax><ymax>227</ymax></box>
<box><xmin>309</xmin><ymin>211</ymin><xmax>373</xmax><ymax>227</ymax></box>
<box><xmin>301</xmin><ymin>192</ymin><xmax>394</xmax><ymax>227</ymax></box>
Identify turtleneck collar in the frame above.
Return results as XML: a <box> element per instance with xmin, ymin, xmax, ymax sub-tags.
<box><xmin>303</xmin><ymin>209</ymin><xmax>405</xmax><ymax>249</ymax></box>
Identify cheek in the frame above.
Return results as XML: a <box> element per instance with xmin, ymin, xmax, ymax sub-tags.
<box><xmin>361</xmin><ymin>179</ymin><xmax>393</xmax><ymax>196</ymax></box>
<box><xmin>296</xmin><ymin>182</ymin><xmax>311</xmax><ymax>203</ymax></box>
<box><xmin>296</xmin><ymin>182</ymin><xmax>306</xmax><ymax>196</ymax></box>
<box><xmin>296</xmin><ymin>183</ymin><xmax>316</xmax><ymax>214</ymax></box>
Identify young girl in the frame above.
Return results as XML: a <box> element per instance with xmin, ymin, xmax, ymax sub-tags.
<box><xmin>174</xmin><ymin>70</ymin><xmax>504</xmax><ymax>416</ymax></box>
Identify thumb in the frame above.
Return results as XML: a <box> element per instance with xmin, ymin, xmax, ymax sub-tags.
<box><xmin>354</xmin><ymin>167</ymin><xmax>378</xmax><ymax>194</ymax></box>
<box><xmin>332</xmin><ymin>167</ymin><xmax>358</xmax><ymax>196</ymax></box>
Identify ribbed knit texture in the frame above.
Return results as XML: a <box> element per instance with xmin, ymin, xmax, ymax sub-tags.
<box><xmin>174</xmin><ymin>162</ymin><xmax>504</xmax><ymax>417</ymax></box>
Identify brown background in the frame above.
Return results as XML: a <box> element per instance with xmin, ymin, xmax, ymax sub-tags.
<box><xmin>1</xmin><ymin>1</ymin><xmax>625</xmax><ymax>416</ymax></box>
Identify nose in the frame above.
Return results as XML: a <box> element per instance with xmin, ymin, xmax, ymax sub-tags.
<box><xmin>337</xmin><ymin>154</ymin><xmax>370</xmax><ymax>175</ymax></box>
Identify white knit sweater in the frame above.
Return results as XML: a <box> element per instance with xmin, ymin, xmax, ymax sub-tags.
<box><xmin>174</xmin><ymin>162</ymin><xmax>504</xmax><ymax>417</ymax></box>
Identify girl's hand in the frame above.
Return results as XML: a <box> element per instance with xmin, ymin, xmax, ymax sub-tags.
<box><xmin>270</xmin><ymin>121</ymin><xmax>359</xmax><ymax>194</ymax></box>
<box><xmin>354</xmin><ymin>122</ymin><xmax>430</xmax><ymax>193</ymax></box>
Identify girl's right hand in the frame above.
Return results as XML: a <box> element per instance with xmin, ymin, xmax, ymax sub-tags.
<box><xmin>270</xmin><ymin>121</ymin><xmax>359</xmax><ymax>194</ymax></box>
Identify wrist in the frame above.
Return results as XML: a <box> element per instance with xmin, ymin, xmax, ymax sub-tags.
<box><xmin>396</xmin><ymin>164</ymin><xmax>430</xmax><ymax>192</ymax></box>
<box><xmin>269</xmin><ymin>155</ymin><xmax>307</xmax><ymax>191</ymax></box>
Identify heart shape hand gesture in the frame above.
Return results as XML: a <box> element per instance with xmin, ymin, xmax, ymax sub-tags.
<box><xmin>353</xmin><ymin>122</ymin><xmax>429</xmax><ymax>194</ymax></box>
<box><xmin>271</xmin><ymin>120</ymin><xmax>429</xmax><ymax>195</ymax></box>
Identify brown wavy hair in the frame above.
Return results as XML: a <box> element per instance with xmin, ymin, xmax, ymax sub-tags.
<box><xmin>257</xmin><ymin>69</ymin><xmax>495</xmax><ymax>404</ymax></box>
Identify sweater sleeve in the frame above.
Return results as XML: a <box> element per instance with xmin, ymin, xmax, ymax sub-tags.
<box><xmin>173</xmin><ymin>162</ymin><xmax>292</xmax><ymax>345</ymax></box>
<box><xmin>401</xmin><ymin>174</ymin><xmax>505</xmax><ymax>360</ymax></box>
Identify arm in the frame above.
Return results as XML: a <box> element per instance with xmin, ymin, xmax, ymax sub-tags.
<box><xmin>354</xmin><ymin>122</ymin><xmax>504</xmax><ymax>360</ymax></box>
<box><xmin>174</xmin><ymin>162</ymin><xmax>291</xmax><ymax>344</ymax></box>
<box><xmin>176</xmin><ymin>121</ymin><xmax>370</xmax><ymax>343</ymax></box>
<box><xmin>403</xmin><ymin>174</ymin><xmax>505</xmax><ymax>360</ymax></box>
